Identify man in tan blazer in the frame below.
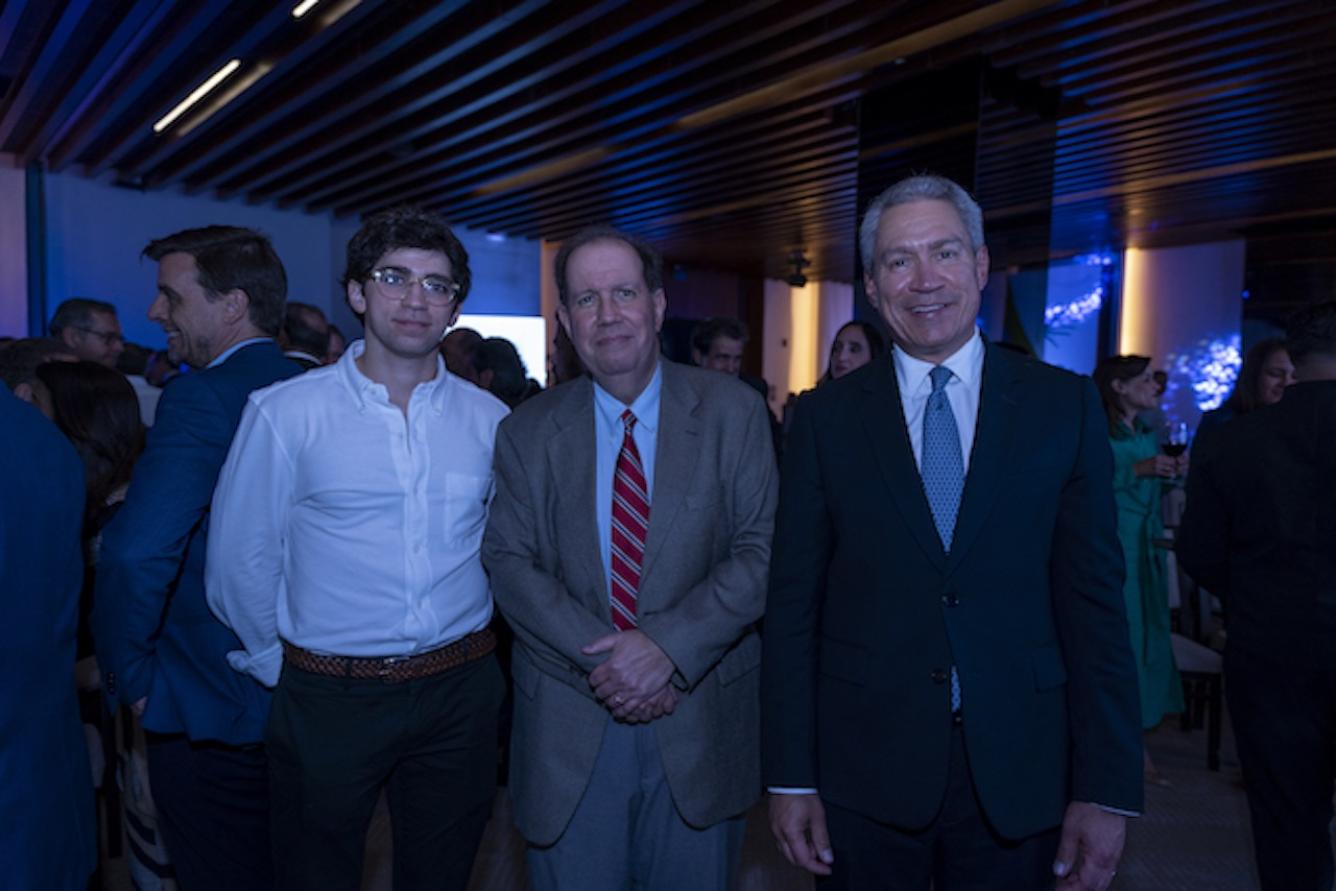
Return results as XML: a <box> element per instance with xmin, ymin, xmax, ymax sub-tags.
<box><xmin>482</xmin><ymin>225</ymin><xmax>776</xmax><ymax>890</ymax></box>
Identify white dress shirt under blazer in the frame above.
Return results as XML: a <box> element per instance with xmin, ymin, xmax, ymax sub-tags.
<box><xmin>891</xmin><ymin>327</ymin><xmax>984</xmax><ymax>471</ymax></box>
<box><xmin>206</xmin><ymin>339</ymin><xmax>510</xmax><ymax>687</ymax></box>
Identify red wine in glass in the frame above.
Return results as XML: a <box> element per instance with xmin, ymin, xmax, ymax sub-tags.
<box><xmin>1161</xmin><ymin>421</ymin><xmax>1189</xmax><ymax>458</ymax></box>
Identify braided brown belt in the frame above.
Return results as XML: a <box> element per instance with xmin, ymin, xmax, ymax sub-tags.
<box><xmin>282</xmin><ymin>628</ymin><xmax>496</xmax><ymax>682</ymax></box>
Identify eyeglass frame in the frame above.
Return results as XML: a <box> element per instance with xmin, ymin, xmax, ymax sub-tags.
<box><xmin>367</xmin><ymin>266</ymin><xmax>461</xmax><ymax>306</ymax></box>
<box><xmin>72</xmin><ymin>326</ymin><xmax>125</xmax><ymax>346</ymax></box>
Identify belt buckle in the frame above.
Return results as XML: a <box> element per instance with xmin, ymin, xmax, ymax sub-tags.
<box><xmin>376</xmin><ymin>653</ymin><xmax>412</xmax><ymax>681</ymax></box>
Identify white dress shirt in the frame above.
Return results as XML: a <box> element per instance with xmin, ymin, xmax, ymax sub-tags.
<box><xmin>892</xmin><ymin>328</ymin><xmax>985</xmax><ymax>471</ymax></box>
<box><xmin>206</xmin><ymin>339</ymin><xmax>510</xmax><ymax>687</ymax></box>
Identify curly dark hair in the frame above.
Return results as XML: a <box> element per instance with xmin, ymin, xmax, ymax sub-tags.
<box><xmin>342</xmin><ymin>207</ymin><xmax>472</xmax><ymax>307</ymax></box>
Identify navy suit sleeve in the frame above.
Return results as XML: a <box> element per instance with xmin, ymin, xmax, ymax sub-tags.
<box><xmin>93</xmin><ymin>374</ymin><xmax>231</xmax><ymax>706</ymax></box>
<box><xmin>1050</xmin><ymin>378</ymin><xmax>1143</xmax><ymax>813</ymax></box>
<box><xmin>759</xmin><ymin>393</ymin><xmax>833</xmax><ymax>788</ymax></box>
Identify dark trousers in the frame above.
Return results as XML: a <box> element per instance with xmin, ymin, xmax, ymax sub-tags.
<box><xmin>1226</xmin><ymin>645</ymin><xmax>1336</xmax><ymax>891</ymax></box>
<box><xmin>145</xmin><ymin>732</ymin><xmax>273</xmax><ymax>891</ymax></box>
<box><xmin>267</xmin><ymin>653</ymin><xmax>504</xmax><ymax>891</ymax></box>
<box><xmin>818</xmin><ymin>723</ymin><xmax>1059</xmax><ymax>891</ymax></box>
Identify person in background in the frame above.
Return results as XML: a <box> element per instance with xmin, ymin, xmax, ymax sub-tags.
<box><xmin>690</xmin><ymin>317</ymin><xmax>748</xmax><ymax>376</ymax></box>
<box><xmin>325</xmin><ymin>323</ymin><xmax>348</xmax><ymax>364</ymax></box>
<box><xmin>1093</xmin><ymin>355</ymin><xmax>1186</xmax><ymax>786</ymax></box>
<box><xmin>0</xmin><ymin>385</ymin><xmax>96</xmax><ymax>891</ymax></box>
<box><xmin>1178</xmin><ymin>301</ymin><xmax>1336</xmax><ymax>891</ymax></box>
<box><xmin>824</xmin><ymin>320</ymin><xmax>885</xmax><ymax>381</ymax></box>
<box><xmin>35</xmin><ymin>360</ymin><xmax>169</xmax><ymax>887</ymax></box>
<box><xmin>0</xmin><ymin>337</ymin><xmax>76</xmax><ymax>412</ymax></box>
<box><xmin>144</xmin><ymin>348</ymin><xmax>182</xmax><ymax>388</ymax></box>
<box><xmin>118</xmin><ymin>342</ymin><xmax>162</xmax><ymax>426</ymax></box>
<box><xmin>50</xmin><ymin>297</ymin><xmax>126</xmax><ymax>369</ymax></box>
<box><xmin>442</xmin><ymin>326</ymin><xmax>483</xmax><ymax>383</ymax></box>
<box><xmin>548</xmin><ymin>316</ymin><xmax>586</xmax><ymax>385</ymax></box>
<box><xmin>93</xmin><ymin>225</ymin><xmax>300</xmax><ymax>891</ymax></box>
<box><xmin>1194</xmin><ymin>338</ymin><xmax>1295</xmax><ymax>455</ymax></box>
<box><xmin>473</xmin><ymin>336</ymin><xmax>531</xmax><ymax>408</ymax></box>
<box><xmin>279</xmin><ymin>301</ymin><xmax>332</xmax><ymax>370</ymax></box>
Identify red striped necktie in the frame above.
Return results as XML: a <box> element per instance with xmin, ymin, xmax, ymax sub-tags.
<box><xmin>610</xmin><ymin>409</ymin><xmax>648</xmax><ymax>631</ymax></box>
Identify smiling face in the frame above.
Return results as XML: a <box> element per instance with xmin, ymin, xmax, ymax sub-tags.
<box><xmin>830</xmin><ymin>323</ymin><xmax>873</xmax><ymax>379</ymax></box>
<box><xmin>556</xmin><ymin>238</ymin><xmax>666</xmax><ymax>404</ymax></box>
<box><xmin>147</xmin><ymin>252</ymin><xmax>233</xmax><ymax>369</ymax></box>
<box><xmin>864</xmin><ymin>199</ymin><xmax>988</xmax><ymax>364</ymax></box>
<box><xmin>347</xmin><ymin>247</ymin><xmax>460</xmax><ymax>364</ymax></box>
<box><xmin>1258</xmin><ymin>348</ymin><xmax>1296</xmax><ymax>406</ymax></box>
<box><xmin>1112</xmin><ymin>364</ymin><xmax>1161</xmax><ymax>413</ymax></box>
<box><xmin>64</xmin><ymin>309</ymin><xmax>124</xmax><ymax>368</ymax></box>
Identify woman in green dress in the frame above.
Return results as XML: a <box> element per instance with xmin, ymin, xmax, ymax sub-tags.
<box><xmin>1093</xmin><ymin>355</ymin><xmax>1188</xmax><ymax>784</ymax></box>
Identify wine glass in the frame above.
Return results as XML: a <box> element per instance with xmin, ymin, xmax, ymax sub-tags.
<box><xmin>1161</xmin><ymin>421</ymin><xmax>1189</xmax><ymax>479</ymax></box>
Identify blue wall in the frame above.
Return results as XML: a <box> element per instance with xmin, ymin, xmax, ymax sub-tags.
<box><xmin>41</xmin><ymin>172</ymin><xmax>539</xmax><ymax>350</ymax></box>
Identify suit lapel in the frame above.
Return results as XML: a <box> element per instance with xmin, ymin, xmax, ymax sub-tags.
<box><xmin>860</xmin><ymin>355</ymin><xmax>948</xmax><ymax>570</ymax></box>
<box><xmin>640</xmin><ymin>362</ymin><xmax>698</xmax><ymax>581</ymax></box>
<box><xmin>546</xmin><ymin>378</ymin><xmax>605</xmax><ymax>610</ymax></box>
<box><xmin>946</xmin><ymin>344</ymin><xmax>1023</xmax><ymax>572</ymax></box>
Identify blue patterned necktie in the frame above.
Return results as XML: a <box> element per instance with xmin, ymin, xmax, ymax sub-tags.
<box><xmin>922</xmin><ymin>365</ymin><xmax>964</xmax><ymax>712</ymax></box>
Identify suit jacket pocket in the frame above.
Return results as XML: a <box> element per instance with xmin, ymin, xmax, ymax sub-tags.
<box><xmin>1031</xmin><ymin>643</ymin><xmax>1068</xmax><ymax>690</ymax></box>
<box><xmin>715</xmin><ymin>632</ymin><xmax>761</xmax><ymax>686</ymax></box>
<box><xmin>818</xmin><ymin>635</ymin><xmax>867</xmax><ymax>687</ymax></box>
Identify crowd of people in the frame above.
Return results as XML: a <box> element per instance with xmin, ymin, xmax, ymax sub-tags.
<box><xmin>3</xmin><ymin>172</ymin><xmax>1334</xmax><ymax>891</ymax></box>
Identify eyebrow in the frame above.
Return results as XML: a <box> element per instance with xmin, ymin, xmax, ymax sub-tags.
<box><xmin>884</xmin><ymin>237</ymin><xmax>967</xmax><ymax>255</ymax></box>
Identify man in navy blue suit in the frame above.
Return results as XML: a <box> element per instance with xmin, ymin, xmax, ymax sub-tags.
<box><xmin>762</xmin><ymin>175</ymin><xmax>1141</xmax><ymax>891</ymax></box>
<box><xmin>94</xmin><ymin>226</ymin><xmax>300</xmax><ymax>889</ymax></box>
<box><xmin>0</xmin><ymin>386</ymin><xmax>95</xmax><ymax>890</ymax></box>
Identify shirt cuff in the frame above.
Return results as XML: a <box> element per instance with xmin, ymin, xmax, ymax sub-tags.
<box><xmin>767</xmin><ymin>786</ymin><xmax>819</xmax><ymax>795</ymax></box>
<box><xmin>226</xmin><ymin>644</ymin><xmax>283</xmax><ymax>688</ymax></box>
<box><xmin>1091</xmin><ymin>802</ymin><xmax>1141</xmax><ymax>817</ymax></box>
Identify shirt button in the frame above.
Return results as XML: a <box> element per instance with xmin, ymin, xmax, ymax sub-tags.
<box><xmin>941</xmin><ymin>592</ymin><xmax>959</xmax><ymax>608</ymax></box>
<box><xmin>930</xmin><ymin>669</ymin><xmax>948</xmax><ymax>684</ymax></box>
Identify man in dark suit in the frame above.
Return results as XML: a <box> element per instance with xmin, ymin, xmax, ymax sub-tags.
<box><xmin>761</xmin><ymin>175</ymin><xmax>1142</xmax><ymax>891</ymax></box>
<box><xmin>1178</xmin><ymin>301</ymin><xmax>1336</xmax><ymax>891</ymax></box>
<box><xmin>0</xmin><ymin>387</ymin><xmax>95</xmax><ymax>891</ymax></box>
<box><xmin>93</xmin><ymin>226</ymin><xmax>300</xmax><ymax>889</ymax></box>
<box><xmin>483</xmin><ymin>226</ymin><xmax>776</xmax><ymax>890</ymax></box>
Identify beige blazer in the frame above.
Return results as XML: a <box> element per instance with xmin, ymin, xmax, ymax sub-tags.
<box><xmin>482</xmin><ymin>361</ymin><xmax>777</xmax><ymax>845</ymax></box>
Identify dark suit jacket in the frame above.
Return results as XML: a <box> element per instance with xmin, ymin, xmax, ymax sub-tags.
<box><xmin>0</xmin><ymin>389</ymin><xmax>96</xmax><ymax>889</ymax></box>
<box><xmin>93</xmin><ymin>341</ymin><xmax>300</xmax><ymax>745</ymax></box>
<box><xmin>483</xmin><ymin>362</ymin><xmax>777</xmax><ymax>845</ymax></box>
<box><xmin>1178</xmin><ymin>381</ymin><xmax>1336</xmax><ymax>666</ymax></box>
<box><xmin>761</xmin><ymin>345</ymin><xmax>1143</xmax><ymax>839</ymax></box>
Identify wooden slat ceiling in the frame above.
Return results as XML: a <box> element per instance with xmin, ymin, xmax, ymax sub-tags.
<box><xmin>3</xmin><ymin>0</ymin><xmax>1335</xmax><ymax>285</ymax></box>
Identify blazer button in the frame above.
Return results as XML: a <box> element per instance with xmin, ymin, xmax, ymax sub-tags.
<box><xmin>930</xmin><ymin>669</ymin><xmax>948</xmax><ymax>684</ymax></box>
<box><xmin>941</xmin><ymin>591</ymin><xmax>959</xmax><ymax>608</ymax></box>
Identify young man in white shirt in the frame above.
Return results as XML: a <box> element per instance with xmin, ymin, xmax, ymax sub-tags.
<box><xmin>207</xmin><ymin>208</ymin><xmax>509</xmax><ymax>891</ymax></box>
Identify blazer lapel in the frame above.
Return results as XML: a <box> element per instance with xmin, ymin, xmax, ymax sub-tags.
<box><xmin>640</xmin><ymin>362</ymin><xmax>698</xmax><ymax>581</ymax></box>
<box><xmin>947</xmin><ymin>344</ymin><xmax>1023</xmax><ymax>572</ymax></box>
<box><xmin>546</xmin><ymin>378</ymin><xmax>605</xmax><ymax>610</ymax></box>
<box><xmin>860</xmin><ymin>355</ymin><xmax>948</xmax><ymax>570</ymax></box>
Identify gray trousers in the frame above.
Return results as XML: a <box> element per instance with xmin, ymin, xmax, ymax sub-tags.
<box><xmin>527</xmin><ymin>719</ymin><xmax>745</xmax><ymax>891</ymax></box>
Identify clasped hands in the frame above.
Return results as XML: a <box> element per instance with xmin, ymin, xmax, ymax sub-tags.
<box><xmin>581</xmin><ymin>629</ymin><xmax>678</xmax><ymax>723</ymax></box>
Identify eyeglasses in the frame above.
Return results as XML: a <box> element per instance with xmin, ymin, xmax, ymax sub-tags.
<box><xmin>74</xmin><ymin>326</ymin><xmax>124</xmax><ymax>346</ymax></box>
<box><xmin>368</xmin><ymin>267</ymin><xmax>460</xmax><ymax>306</ymax></box>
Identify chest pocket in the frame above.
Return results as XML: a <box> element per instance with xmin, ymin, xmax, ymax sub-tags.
<box><xmin>443</xmin><ymin>471</ymin><xmax>491</xmax><ymax>546</ymax></box>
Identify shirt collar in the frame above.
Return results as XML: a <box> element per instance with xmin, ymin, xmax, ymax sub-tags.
<box><xmin>593</xmin><ymin>362</ymin><xmax>662</xmax><ymax>436</ymax></box>
<box><xmin>207</xmin><ymin>337</ymin><xmax>272</xmax><ymax>369</ymax></box>
<box><xmin>337</xmin><ymin>338</ymin><xmax>450</xmax><ymax>413</ymax></box>
<box><xmin>892</xmin><ymin>328</ymin><xmax>985</xmax><ymax>395</ymax></box>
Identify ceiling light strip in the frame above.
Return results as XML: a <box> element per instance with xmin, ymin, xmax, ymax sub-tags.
<box><xmin>153</xmin><ymin>59</ymin><xmax>242</xmax><ymax>134</ymax></box>
<box><xmin>291</xmin><ymin>0</ymin><xmax>320</xmax><ymax>19</ymax></box>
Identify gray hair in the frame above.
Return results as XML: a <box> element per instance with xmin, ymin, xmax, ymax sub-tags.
<box><xmin>858</xmin><ymin>175</ymin><xmax>985</xmax><ymax>276</ymax></box>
